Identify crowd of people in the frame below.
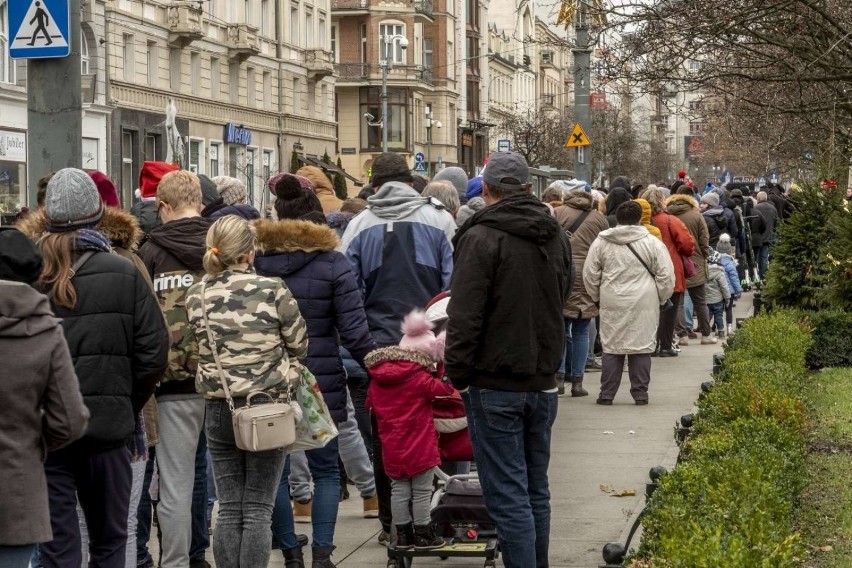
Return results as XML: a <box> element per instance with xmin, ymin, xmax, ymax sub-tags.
<box><xmin>0</xmin><ymin>153</ymin><xmax>793</xmax><ymax>568</ymax></box>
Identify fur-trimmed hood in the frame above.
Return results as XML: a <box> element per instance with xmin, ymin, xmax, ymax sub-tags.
<box><xmin>665</xmin><ymin>194</ymin><xmax>698</xmax><ymax>215</ymax></box>
<box><xmin>563</xmin><ymin>191</ymin><xmax>594</xmax><ymax>211</ymax></box>
<box><xmin>255</xmin><ymin>219</ymin><xmax>339</xmax><ymax>253</ymax></box>
<box><xmin>365</xmin><ymin>346</ymin><xmax>436</xmax><ymax>369</ymax></box>
<box><xmin>16</xmin><ymin>207</ymin><xmax>144</xmax><ymax>251</ymax></box>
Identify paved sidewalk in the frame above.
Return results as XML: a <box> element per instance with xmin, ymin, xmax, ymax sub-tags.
<box><xmin>163</xmin><ymin>295</ymin><xmax>753</xmax><ymax>567</ymax></box>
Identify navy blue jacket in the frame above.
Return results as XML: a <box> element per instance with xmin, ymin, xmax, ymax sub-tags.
<box><xmin>254</xmin><ymin>220</ymin><xmax>376</xmax><ymax>423</ymax></box>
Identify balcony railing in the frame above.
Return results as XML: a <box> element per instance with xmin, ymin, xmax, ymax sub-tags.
<box><xmin>414</xmin><ymin>0</ymin><xmax>434</xmax><ymax>17</ymax></box>
<box><xmin>335</xmin><ymin>63</ymin><xmax>434</xmax><ymax>85</ymax></box>
<box><xmin>331</xmin><ymin>0</ymin><xmax>369</xmax><ymax>9</ymax></box>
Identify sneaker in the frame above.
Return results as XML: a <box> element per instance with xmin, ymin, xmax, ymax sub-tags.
<box><xmin>413</xmin><ymin>525</ymin><xmax>445</xmax><ymax>550</ymax></box>
<box><xmin>634</xmin><ymin>399</ymin><xmax>649</xmax><ymax>406</ymax></box>
<box><xmin>658</xmin><ymin>349</ymin><xmax>679</xmax><ymax>357</ymax></box>
<box><xmin>293</xmin><ymin>499</ymin><xmax>311</xmax><ymax>523</ymax></box>
<box><xmin>362</xmin><ymin>495</ymin><xmax>379</xmax><ymax>518</ymax></box>
<box><xmin>727</xmin><ymin>323</ymin><xmax>734</xmax><ymax>335</ymax></box>
<box><xmin>700</xmin><ymin>335</ymin><xmax>718</xmax><ymax>345</ymax></box>
<box><xmin>395</xmin><ymin>524</ymin><xmax>414</xmax><ymax>550</ymax></box>
<box><xmin>678</xmin><ymin>336</ymin><xmax>690</xmax><ymax>346</ymax></box>
<box><xmin>377</xmin><ymin>530</ymin><xmax>390</xmax><ymax>547</ymax></box>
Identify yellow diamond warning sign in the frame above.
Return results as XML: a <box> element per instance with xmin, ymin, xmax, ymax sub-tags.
<box><xmin>565</xmin><ymin>123</ymin><xmax>590</xmax><ymax>148</ymax></box>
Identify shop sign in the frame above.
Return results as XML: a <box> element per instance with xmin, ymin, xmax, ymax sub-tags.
<box><xmin>0</xmin><ymin>131</ymin><xmax>26</xmax><ymax>162</ymax></box>
<box><xmin>341</xmin><ymin>147</ymin><xmax>357</xmax><ymax>155</ymax></box>
<box><xmin>224</xmin><ymin>123</ymin><xmax>252</xmax><ymax>145</ymax></box>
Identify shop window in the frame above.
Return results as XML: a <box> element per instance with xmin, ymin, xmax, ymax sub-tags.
<box><xmin>209</xmin><ymin>143</ymin><xmax>221</xmax><ymax>177</ymax></box>
<box><xmin>360</xmin><ymin>87</ymin><xmax>407</xmax><ymax>151</ymax></box>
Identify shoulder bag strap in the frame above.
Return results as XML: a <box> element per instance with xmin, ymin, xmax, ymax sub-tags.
<box><xmin>625</xmin><ymin>242</ymin><xmax>655</xmax><ymax>280</ymax></box>
<box><xmin>70</xmin><ymin>251</ymin><xmax>96</xmax><ymax>277</ymax></box>
<box><xmin>199</xmin><ymin>279</ymin><xmax>236</xmax><ymax>412</ymax></box>
<box><xmin>566</xmin><ymin>210</ymin><xmax>591</xmax><ymax>235</ymax></box>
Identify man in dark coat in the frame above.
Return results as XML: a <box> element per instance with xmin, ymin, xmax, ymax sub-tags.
<box><xmin>445</xmin><ymin>152</ymin><xmax>572</xmax><ymax>568</ymax></box>
<box><xmin>753</xmin><ymin>191</ymin><xmax>778</xmax><ymax>279</ymax></box>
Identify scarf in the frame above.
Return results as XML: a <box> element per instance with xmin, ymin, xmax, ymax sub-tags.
<box><xmin>76</xmin><ymin>228</ymin><xmax>113</xmax><ymax>253</ymax></box>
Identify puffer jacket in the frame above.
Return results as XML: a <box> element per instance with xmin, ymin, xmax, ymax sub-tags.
<box><xmin>666</xmin><ymin>194</ymin><xmax>711</xmax><ymax>287</ymax></box>
<box><xmin>43</xmin><ymin>249</ymin><xmax>168</xmax><ymax>448</ymax></box>
<box><xmin>254</xmin><ymin>220</ymin><xmax>376</xmax><ymax>423</ymax></box>
<box><xmin>554</xmin><ymin>192</ymin><xmax>610</xmax><ymax>318</ymax></box>
<box><xmin>705</xmin><ymin>262</ymin><xmax>731</xmax><ymax>305</ymax></box>
<box><xmin>0</xmin><ymin>282</ymin><xmax>89</xmax><ymax>545</ymax></box>
<box><xmin>653</xmin><ymin>212</ymin><xmax>695</xmax><ymax>294</ymax></box>
<box><xmin>18</xmin><ymin>208</ymin><xmax>163</xmax><ymax>445</ymax></box>
<box><xmin>296</xmin><ymin>165</ymin><xmax>344</xmax><ymax>213</ymax></box>
<box><xmin>138</xmin><ymin>216</ymin><xmax>212</xmax><ymax>396</ymax></box>
<box><xmin>185</xmin><ymin>265</ymin><xmax>309</xmax><ymax>398</ymax></box>
<box><xmin>365</xmin><ymin>347</ymin><xmax>454</xmax><ymax>479</ymax></box>
<box><xmin>583</xmin><ymin>225</ymin><xmax>675</xmax><ymax>354</ymax></box>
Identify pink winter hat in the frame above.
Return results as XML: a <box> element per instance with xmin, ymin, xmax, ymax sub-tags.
<box><xmin>399</xmin><ymin>310</ymin><xmax>446</xmax><ymax>362</ymax></box>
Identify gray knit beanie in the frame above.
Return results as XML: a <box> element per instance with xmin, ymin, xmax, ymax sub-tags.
<box><xmin>371</xmin><ymin>152</ymin><xmax>413</xmax><ymax>188</ymax></box>
<box><xmin>433</xmin><ymin>167</ymin><xmax>470</xmax><ymax>205</ymax></box>
<box><xmin>213</xmin><ymin>176</ymin><xmax>247</xmax><ymax>205</ymax></box>
<box><xmin>45</xmin><ymin>168</ymin><xmax>104</xmax><ymax>232</ymax></box>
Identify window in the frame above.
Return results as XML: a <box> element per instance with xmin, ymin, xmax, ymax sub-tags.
<box><xmin>147</xmin><ymin>42</ymin><xmax>158</xmax><ymax>86</ymax></box>
<box><xmin>245</xmin><ymin>148</ymin><xmax>257</xmax><ymax>200</ymax></box>
<box><xmin>188</xmin><ymin>139</ymin><xmax>203</xmax><ymax>173</ymax></box>
<box><xmin>230</xmin><ymin>63</ymin><xmax>240</xmax><ymax>104</ymax></box>
<box><xmin>190</xmin><ymin>52</ymin><xmax>200</xmax><ymax>95</ymax></box>
<box><xmin>122</xmin><ymin>131</ymin><xmax>136</xmax><ymax>200</ymax></box>
<box><xmin>247</xmin><ymin>67</ymin><xmax>256</xmax><ymax>107</ymax></box>
<box><xmin>123</xmin><ymin>34</ymin><xmax>135</xmax><ymax>81</ymax></box>
<box><xmin>423</xmin><ymin>38</ymin><xmax>433</xmax><ymax>72</ymax></box>
<box><xmin>0</xmin><ymin>2</ymin><xmax>14</xmax><ymax>84</ymax></box>
<box><xmin>466</xmin><ymin>35</ymin><xmax>479</xmax><ymax>73</ymax></box>
<box><xmin>144</xmin><ymin>134</ymin><xmax>159</xmax><ymax>160</ymax></box>
<box><xmin>379</xmin><ymin>23</ymin><xmax>406</xmax><ymax>64</ymax></box>
<box><xmin>688</xmin><ymin>100</ymin><xmax>703</xmax><ymax>112</ymax></box>
<box><xmin>81</xmin><ymin>34</ymin><xmax>90</xmax><ymax>75</ymax></box>
<box><xmin>466</xmin><ymin>79</ymin><xmax>479</xmax><ymax>116</ymax></box>
<box><xmin>290</xmin><ymin>5</ymin><xmax>299</xmax><ymax>45</ymax></box>
<box><xmin>292</xmin><ymin>77</ymin><xmax>301</xmax><ymax>112</ymax></box>
<box><xmin>688</xmin><ymin>60</ymin><xmax>701</xmax><ymax>72</ymax></box>
<box><xmin>447</xmin><ymin>40</ymin><xmax>454</xmax><ymax>79</ymax></box>
<box><xmin>319</xmin><ymin>14</ymin><xmax>327</xmax><ymax>50</ymax></box>
<box><xmin>465</xmin><ymin>0</ymin><xmax>479</xmax><ymax>29</ymax></box>
<box><xmin>331</xmin><ymin>25</ymin><xmax>338</xmax><ymax>62</ymax></box>
<box><xmin>360</xmin><ymin>24</ymin><xmax>367</xmax><ymax>63</ymax></box>
<box><xmin>307</xmin><ymin>80</ymin><xmax>315</xmax><ymax>116</ymax></box>
<box><xmin>208</xmin><ymin>0</ymin><xmax>216</xmax><ymax>16</ymax></box>
<box><xmin>263</xmin><ymin>150</ymin><xmax>273</xmax><ymax>187</ymax></box>
<box><xmin>245</xmin><ymin>0</ymin><xmax>252</xmax><ymax>25</ymax></box>
<box><xmin>169</xmin><ymin>48</ymin><xmax>181</xmax><ymax>92</ymax></box>
<box><xmin>306</xmin><ymin>9</ymin><xmax>314</xmax><ymax>47</ymax></box>
<box><xmin>210</xmin><ymin>57</ymin><xmax>220</xmax><ymax>99</ymax></box>
<box><xmin>689</xmin><ymin>121</ymin><xmax>704</xmax><ymax>135</ymax></box>
<box><xmin>261</xmin><ymin>0</ymin><xmax>270</xmax><ymax>36</ymax></box>
<box><xmin>263</xmin><ymin>71</ymin><xmax>271</xmax><ymax>109</ymax></box>
<box><xmin>360</xmin><ymin>87</ymin><xmax>408</xmax><ymax>150</ymax></box>
<box><xmin>209</xmin><ymin>143</ymin><xmax>221</xmax><ymax>177</ymax></box>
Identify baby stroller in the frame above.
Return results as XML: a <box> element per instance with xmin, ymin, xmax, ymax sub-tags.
<box><xmin>386</xmin><ymin>469</ymin><xmax>500</xmax><ymax>567</ymax></box>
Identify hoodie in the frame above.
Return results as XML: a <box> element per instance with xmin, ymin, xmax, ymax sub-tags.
<box><xmin>634</xmin><ymin>198</ymin><xmax>663</xmax><ymax>240</ymax></box>
<box><xmin>0</xmin><ymin>282</ymin><xmax>89</xmax><ymax>545</ymax></box>
<box><xmin>445</xmin><ymin>193</ymin><xmax>573</xmax><ymax>391</ymax></box>
<box><xmin>339</xmin><ymin>182</ymin><xmax>457</xmax><ymax>346</ymax></box>
<box><xmin>605</xmin><ymin>188</ymin><xmax>633</xmax><ymax>227</ymax></box>
<box><xmin>138</xmin><ymin>216</ymin><xmax>213</xmax><ymax>396</ymax></box>
<box><xmin>455</xmin><ymin>196</ymin><xmax>486</xmax><ymax>227</ymax></box>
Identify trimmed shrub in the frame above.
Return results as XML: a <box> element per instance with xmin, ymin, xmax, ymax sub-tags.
<box><xmin>804</xmin><ymin>310</ymin><xmax>852</xmax><ymax>369</ymax></box>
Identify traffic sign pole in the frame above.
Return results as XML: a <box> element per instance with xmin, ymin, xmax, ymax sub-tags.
<box><xmin>25</xmin><ymin>0</ymin><xmax>82</xmax><ymax>207</ymax></box>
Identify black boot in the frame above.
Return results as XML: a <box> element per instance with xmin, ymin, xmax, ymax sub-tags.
<box><xmin>395</xmin><ymin>523</ymin><xmax>414</xmax><ymax>550</ymax></box>
<box><xmin>413</xmin><ymin>524</ymin><xmax>445</xmax><ymax>550</ymax></box>
<box><xmin>282</xmin><ymin>544</ymin><xmax>305</xmax><ymax>568</ymax></box>
<box><xmin>311</xmin><ymin>546</ymin><xmax>337</xmax><ymax>568</ymax></box>
<box><xmin>571</xmin><ymin>379</ymin><xmax>589</xmax><ymax>397</ymax></box>
<box><xmin>555</xmin><ymin>372</ymin><xmax>566</xmax><ymax>395</ymax></box>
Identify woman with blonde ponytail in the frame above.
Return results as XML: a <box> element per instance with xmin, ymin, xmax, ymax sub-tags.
<box><xmin>32</xmin><ymin>168</ymin><xmax>169</xmax><ymax>568</ymax></box>
<box><xmin>185</xmin><ymin>216</ymin><xmax>309</xmax><ymax>568</ymax></box>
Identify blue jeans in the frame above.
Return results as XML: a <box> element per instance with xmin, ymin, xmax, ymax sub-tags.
<box><xmin>462</xmin><ymin>387</ymin><xmax>557</xmax><ymax>568</ymax></box>
<box><xmin>755</xmin><ymin>244</ymin><xmax>770</xmax><ymax>279</ymax></box>
<box><xmin>684</xmin><ymin>292</ymin><xmax>694</xmax><ymax>331</ymax></box>
<box><xmin>272</xmin><ymin>437</ymin><xmax>340</xmax><ymax>549</ymax></box>
<box><xmin>190</xmin><ymin>431</ymin><xmax>210</xmax><ymax>561</ymax></box>
<box><xmin>558</xmin><ymin>318</ymin><xmax>591</xmax><ymax>380</ymax></box>
<box><xmin>708</xmin><ymin>301</ymin><xmax>725</xmax><ymax>332</ymax></box>
<box><xmin>0</xmin><ymin>545</ymin><xmax>36</xmax><ymax>568</ymax></box>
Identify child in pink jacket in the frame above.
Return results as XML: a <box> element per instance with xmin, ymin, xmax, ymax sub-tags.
<box><xmin>366</xmin><ymin>310</ymin><xmax>454</xmax><ymax>551</ymax></box>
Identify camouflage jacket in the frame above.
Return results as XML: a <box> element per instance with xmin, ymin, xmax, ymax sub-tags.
<box><xmin>185</xmin><ymin>265</ymin><xmax>309</xmax><ymax>399</ymax></box>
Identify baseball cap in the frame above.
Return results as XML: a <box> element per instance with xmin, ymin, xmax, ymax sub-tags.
<box><xmin>482</xmin><ymin>153</ymin><xmax>529</xmax><ymax>191</ymax></box>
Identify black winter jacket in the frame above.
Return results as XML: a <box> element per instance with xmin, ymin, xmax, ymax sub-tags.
<box><xmin>50</xmin><ymin>251</ymin><xmax>168</xmax><ymax>449</ymax></box>
<box><xmin>254</xmin><ymin>220</ymin><xmax>377</xmax><ymax>423</ymax></box>
<box><xmin>445</xmin><ymin>193</ymin><xmax>573</xmax><ymax>392</ymax></box>
<box><xmin>138</xmin><ymin>216</ymin><xmax>212</xmax><ymax>396</ymax></box>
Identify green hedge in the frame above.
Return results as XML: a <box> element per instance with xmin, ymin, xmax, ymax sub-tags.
<box><xmin>629</xmin><ymin>312</ymin><xmax>811</xmax><ymax>567</ymax></box>
<box><xmin>804</xmin><ymin>310</ymin><xmax>852</xmax><ymax>369</ymax></box>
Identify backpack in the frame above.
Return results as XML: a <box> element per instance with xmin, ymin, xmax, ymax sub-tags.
<box><xmin>704</xmin><ymin>212</ymin><xmax>727</xmax><ymax>245</ymax></box>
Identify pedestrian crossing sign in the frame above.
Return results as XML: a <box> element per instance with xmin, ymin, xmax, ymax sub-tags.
<box><xmin>565</xmin><ymin>123</ymin><xmax>590</xmax><ymax>148</ymax></box>
<box><xmin>8</xmin><ymin>0</ymin><xmax>71</xmax><ymax>59</ymax></box>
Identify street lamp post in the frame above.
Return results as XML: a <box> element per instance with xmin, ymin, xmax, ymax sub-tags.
<box><xmin>379</xmin><ymin>34</ymin><xmax>408</xmax><ymax>153</ymax></box>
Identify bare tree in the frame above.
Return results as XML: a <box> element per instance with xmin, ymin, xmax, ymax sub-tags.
<box><xmin>497</xmin><ymin>108</ymin><xmax>575</xmax><ymax>168</ymax></box>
